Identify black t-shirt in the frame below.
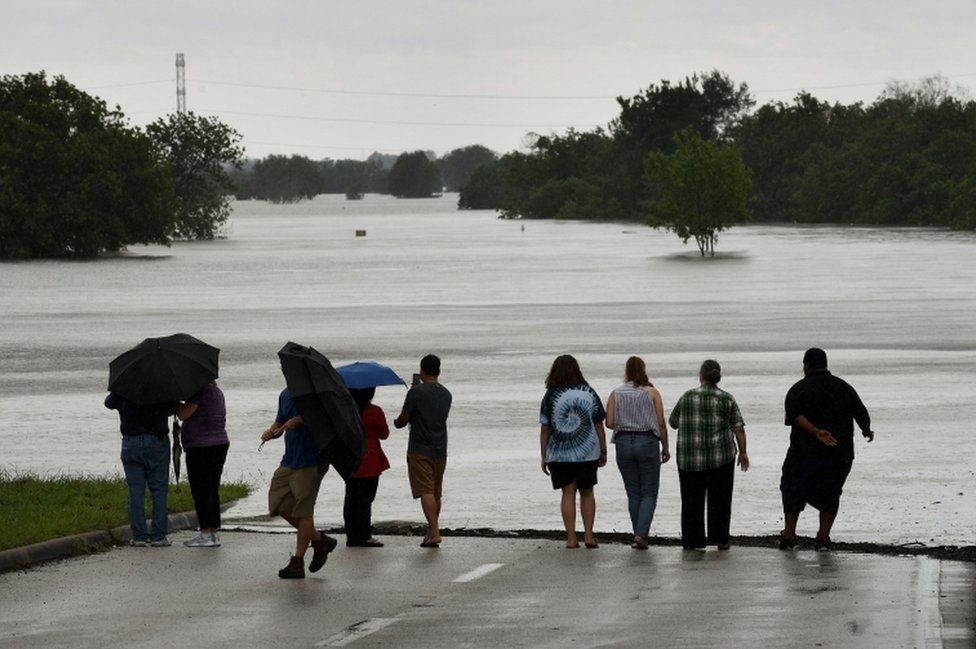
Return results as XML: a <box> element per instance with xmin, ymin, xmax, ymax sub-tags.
<box><xmin>402</xmin><ymin>381</ymin><xmax>452</xmax><ymax>458</ymax></box>
<box><xmin>784</xmin><ymin>370</ymin><xmax>870</xmax><ymax>459</ymax></box>
<box><xmin>105</xmin><ymin>392</ymin><xmax>174</xmax><ymax>437</ymax></box>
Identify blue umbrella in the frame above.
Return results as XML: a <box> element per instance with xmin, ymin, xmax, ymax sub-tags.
<box><xmin>336</xmin><ymin>361</ymin><xmax>407</xmax><ymax>389</ymax></box>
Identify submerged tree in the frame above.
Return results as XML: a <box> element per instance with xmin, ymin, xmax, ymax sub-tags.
<box><xmin>645</xmin><ymin>128</ymin><xmax>752</xmax><ymax>256</ymax></box>
<box><xmin>388</xmin><ymin>151</ymin><xmax>442</xmax><ymax>198</ymax></box>
<box><xmin>0</xmin><ymin>72</ymin><xmax>175</xmax><ymax>259</ymax></box>
<box><xmin>147</xmin><ymin>112</ymin><xmax>244</xmax><ymax>239</ymax></box>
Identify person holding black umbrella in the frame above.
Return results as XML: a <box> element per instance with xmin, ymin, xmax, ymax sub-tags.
<box><xmin>107</xmin><ymin>333</ymin><xmax>220</xmax><ymax>548</ymax></box>
<box><xmin>105</xmin><ymin>393</ymin><xmax>176</xmax><ymax>547</ymax></box>
<box><xmin>260</xmin><ymin>386</ymin><xmax>339</xmax><ymax>579</ymax></box>
<box><xmin>176</xmin><ymin>380</ymin><xmax>230</xmax><ymax>548</ymax></box>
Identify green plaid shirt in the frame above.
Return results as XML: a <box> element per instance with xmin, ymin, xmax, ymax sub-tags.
<box><xmin>669</xmin><ymin>383</ymin><xmax>744</xmax><ymax>471</ymax></box>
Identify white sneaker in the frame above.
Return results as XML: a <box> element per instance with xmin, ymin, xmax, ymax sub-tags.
<box><xmin>150</xmin><ymin>537</ymin><xmax>172</xmax><ymax>547</ymax></box>
<box><xmin>184</xmin><ymin>531</ymin><xmax>219</xmax><ymax>547</ymax></box>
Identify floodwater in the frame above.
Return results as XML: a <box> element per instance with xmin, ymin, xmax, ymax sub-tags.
<box><xmin>1</xmin><ymin>194</ymin><xmax>974</xmax><ymax>546</ymax></box>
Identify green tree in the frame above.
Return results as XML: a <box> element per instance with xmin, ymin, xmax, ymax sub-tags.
<box><xmin>0</xmin><ymin>72</ymin><xmax>175</xmax><ymax>259</ymax></box>
<box><xmin>437</xmin><ymin>145</ymin><xmax>498</xmax><ymax>191</ymax></box>
<box><xmin>246</xmin><ymin>155</ymin><xmax>322</xmax><ymax>203</ymax></box>
<box><xmin>146</xmin><ymin>112</ymin><xmax>243</xmax><ymax>239</ymax></box>
<box><xmin>645</xmin><ymin>128</ymin><xmax>752</xmax><ymax>256</ymax></box>
<box><xmin>388</xmin><ymin>151</ymin><xmax>442</xmax><ymax>198</ymax></box>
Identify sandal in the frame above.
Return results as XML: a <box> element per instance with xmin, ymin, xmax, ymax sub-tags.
<box><xmin>420</xmin><ymin>538</ymin><xmax>440</xmax><ymax>548</ymax></box>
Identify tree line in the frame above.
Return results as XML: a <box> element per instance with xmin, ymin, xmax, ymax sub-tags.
<box><xmin>230</xmin><ymin>145</ymin><xmax>498</xmax><ymax>203</ymax></box>
<box><xmin>0</xmin><ymin>72</ymin><xmax>243</xmax><ymax>259</ymax></box>
<box><xmin>459</xmin><ymin>72</ymin><xmax>976</xmax><ymax>232</ymax></box>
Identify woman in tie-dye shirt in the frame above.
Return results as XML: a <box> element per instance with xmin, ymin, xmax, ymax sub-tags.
<box><xmin>539</xmin><ymin>355</ymin><xmax>607</xmax><ymax>549</ymax></box>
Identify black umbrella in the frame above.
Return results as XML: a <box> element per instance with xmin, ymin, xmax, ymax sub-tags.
<box><xmin>108</xmin><ymin>333</ymin><xmax>219</xmax><ymax>406</ymax></box>
<box><xmin>277</xmin><ymin>341</ymin><xmax>364</xmax><ymax>479</ymax></box>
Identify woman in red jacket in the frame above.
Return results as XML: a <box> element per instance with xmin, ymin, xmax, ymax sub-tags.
<box><xmin>344</xmin><ymin>387</ymin><xmax>390</xmax><ymax>547</ymax></box>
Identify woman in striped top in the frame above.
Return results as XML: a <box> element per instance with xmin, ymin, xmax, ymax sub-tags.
<box><xmin>605</xmin><ymin>356</ymin><xmax>670</xmax><ymax>550</ymax></box>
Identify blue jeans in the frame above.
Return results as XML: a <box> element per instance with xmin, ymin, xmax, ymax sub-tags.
<box><xmin>121</xmin><ymin>435</ymin><xmax>171</xmax><ymax>541</ymax></box>
<box><xmin>614</xmin><ymin>433</ymin><xmax>661</xmax><ymax>539</ymax></box>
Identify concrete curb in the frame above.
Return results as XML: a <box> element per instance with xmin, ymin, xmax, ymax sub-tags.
<box><xmin>0</xmin><ymin>511</ymin><xmax>199</xmax><ymax>574</ymax></box>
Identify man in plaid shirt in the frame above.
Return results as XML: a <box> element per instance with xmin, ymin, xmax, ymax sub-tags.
<box><xmin>669</xmin><ymin>359</ymin><xmax>749</xmax><ymax>550</ymax></box>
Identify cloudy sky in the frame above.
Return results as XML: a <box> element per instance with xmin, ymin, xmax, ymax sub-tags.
<box><xmin>3</xmin><ymin>1</ymin><xmax>974</xmax><ymax>160</ymax></box>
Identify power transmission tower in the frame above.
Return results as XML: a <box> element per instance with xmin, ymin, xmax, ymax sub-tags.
<box><xmin>175</xmin><ymin>53</ymin><xmax>186</xmax><ymax>114</ymax></box>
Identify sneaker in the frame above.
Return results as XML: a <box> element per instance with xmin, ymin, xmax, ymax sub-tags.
<box><xmin>184</xmin><ymin>532</ymin><xmax>218</xmax><ymax>548</ymax></box>
<box><xmin>632</xmin><ymin>536</ymin><xmax>648</xmax><ymax>550</ymax></box>
<box><xmin>150</xmin><ymin>537</ymin><xmax>172</xmax><ymax>547</ymax></box>
<box><xmin>814</xmin><ymin>537</ymin><xmax>833</xmax><ymax>551</ymax></box>
<box><xmin>129</xmin><ymin>538</ymin><xmax>150</xmax><ymax>547</ymax></box>
<box><xmin>210</xmin><ymin>531</ymin><xmax>221</xmax><ymax>547</ymax></box>
<box><xmin>309</xmin><ymin>533</ymin><xmax>338</xmax><ymax>573</ymax></box>
<box><xmin>778</xmin><ymin>533</ymin><xmax>799</xmax><ymax>550</ymax></box>
<box><xmin>278</xmin><ymin>555</ymin><xmax>305</xmax><ymax>579</ymax></box>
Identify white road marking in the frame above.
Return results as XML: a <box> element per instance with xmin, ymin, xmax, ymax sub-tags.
<box><xmin>915</xmin><ymin>557</ymin><xmax>944</xmax><ymax>649</ymax></box>
<box><xmin>453</xmin><ymin>562</ymin><xmax>504</xmax><ymax>583</ymax></box>
<box><xmin>315</xmin><ymin>617</ymin><xmax>400</xmax><ymax>647</ymax></box>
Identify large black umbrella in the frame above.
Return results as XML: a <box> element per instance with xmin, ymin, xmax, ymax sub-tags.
<box><xmin>277</xmin><ymin>341</ymin><xmax>364</xmax><ymax>479</ymax></box>
<box><xmin>108</xmin><ymin>333</ymin><xmax>219</xmax><ymax>406</ymax></box>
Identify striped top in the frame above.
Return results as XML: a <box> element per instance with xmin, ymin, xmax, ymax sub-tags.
<box><xmin>611</xmin><ymin>383</ymin><xmax>659</xmax><ymax>436</ymax></box>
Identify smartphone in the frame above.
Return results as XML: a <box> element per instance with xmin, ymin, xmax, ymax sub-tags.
<box><xmin>412</xmin><ymin>373</ymin><xmax>421</xmax><ymax>386</ymax></box>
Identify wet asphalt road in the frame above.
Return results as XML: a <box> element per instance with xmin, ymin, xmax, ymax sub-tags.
<box><xmin>0</xmin><ymin>531</ymin><xmax>972</xmax><ymax>649</ymax></box>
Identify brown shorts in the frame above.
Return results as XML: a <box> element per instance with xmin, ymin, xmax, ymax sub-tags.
<box><xmin>407</xmin><ymin>453</ymin><xmax>446</xmax><ymax>499</ymax></box>
<box><xmin>268</xmin><ymin>465</ymin><xmax>325</xmax><ymax>519</ymax></box>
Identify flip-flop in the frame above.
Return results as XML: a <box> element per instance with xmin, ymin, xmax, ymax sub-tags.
<box><xmin>565</xmin><ymin>542</ymin><xmax>580</xmax><ymax>549</ymax></box>
<box><xmin>420</xmin><ymin>539</ymin><xmax>440</xmax><ymax>548</ymax></box>
<box><xmin>363</xmin><ymin>538</ymin><xmax>384</xmax><ymax>548</ymax></box>
<box><xmin>584</xmin><ymin>541</ymin><xmax>599</xmax><ymax>549</ymax></box>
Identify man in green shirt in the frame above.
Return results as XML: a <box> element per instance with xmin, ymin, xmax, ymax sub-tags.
<box><xmin>669</xmin><ymin>360</ymin><xmax>749</xmax><ymax>550</ymax></box>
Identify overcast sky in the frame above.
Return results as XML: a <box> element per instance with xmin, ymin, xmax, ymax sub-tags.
<box><xmin>3</xmin><ymin>1</ymin><xmax>974</xmax><ymax>160</ymax></box>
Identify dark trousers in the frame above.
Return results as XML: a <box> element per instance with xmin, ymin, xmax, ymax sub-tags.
<box><xmin>678</xmin><ymin>461</ymin><xmax>735</xmax><ymax>548</ymax></box>
<box><xmin>184</xmin><ymin>443</ymin><xmax>229</xmax><ymax>530</ymax></box>
<box><xmin>343</xmin><ymin>476</ymin><xmax>380</xmax><ymax>543</ymax></box>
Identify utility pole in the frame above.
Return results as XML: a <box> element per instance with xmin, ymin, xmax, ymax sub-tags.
<box><xmin>175</xmin><ymin>53</ymin><xmax>186</xmax><ymax>114</ymax></box>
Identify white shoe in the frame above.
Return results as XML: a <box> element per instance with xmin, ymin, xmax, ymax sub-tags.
<box><xmin>183</xmin><ymin>532</ymin><xmax>217</xmax><ymax>548</ymax></box>
<box><xmin>210</xmin><ymin>532</ymin><xmax>221</xmax><ymax>547</ymax></box>
<box><xmin>150</xmin><ymin>537</ymin><xmax>172</xmax><ymax>547</ymax></box>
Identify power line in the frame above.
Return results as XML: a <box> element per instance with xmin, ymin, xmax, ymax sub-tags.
<box><xmin>753</xmin><ymin>72</ymin><xmax>976</xmax><ymax>94</ymax></box>
<box><xmin>84</xmin><ymin>79</ymin><xmax>173</xmax><ymax>90</ymax></box>
<box><xmin>193</xmin><ymin>79</ymin><xmax>614</xmax><ymax>100</ymax></box>
<box><xmin>197</xmin><ymin>108</ymin><xmax>597</xmax><ymax>129</ymax></box>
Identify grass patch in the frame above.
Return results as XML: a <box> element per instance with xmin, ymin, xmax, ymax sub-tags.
<box><xmin>0</xmin><ymin>470</ymin><xmax>251</xmax><ymax>551</ymax></box>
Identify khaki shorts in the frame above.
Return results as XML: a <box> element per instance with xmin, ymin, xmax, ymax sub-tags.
<box><xmin>407</xmin><ymin>453</ymin><xmax>446</xmax><ymax>499</ymax></box>
<box><xmin>268</xmin><ymin>465</ymin><xmax>325</xmax><ymax>519</ymax></box>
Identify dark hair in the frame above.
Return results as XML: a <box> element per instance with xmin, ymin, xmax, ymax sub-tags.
<box><xmin>700</xmin><ymin>359</ymin><xmax>722</xmax><ymax>384</ymax></box>
<box><xmin>624</xmin><ymin>356</ymin><xmax>652</xmax><ymax>387</ymax></box>
<box><xmin>348</xmin><ymin>387</ymin><xmax>375</xmax><ymax>413</ymax></box>
<box><xmin>546</xmin><ymin>354</ymin><xmax>586</xmax><ymax>389</ymax></box>
<box><xmin>420</xmin><ymin>354</ymin><xmax>441</xmax><ymax>377</ymax></box>
<box><xmin>803</xmin><ymin>347</ymin><xmax>828</xmax><ymax>370</ymax></box>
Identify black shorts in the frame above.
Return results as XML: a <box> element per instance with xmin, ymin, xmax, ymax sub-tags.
<box><xmin>780</xmin><ymin>452</ymin><xmax>853</xmax><ymax>514</ymax></box>
<box><xmin>548</xmin><ymin>461</ymin><xmax>599</xmax><ymax>490</ymax></box>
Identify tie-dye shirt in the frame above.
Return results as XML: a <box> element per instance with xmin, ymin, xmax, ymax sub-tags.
<box><xmin>539</xmin><ymin>384</ymin><xmax>606</xmax><ymax>463</ymax></box>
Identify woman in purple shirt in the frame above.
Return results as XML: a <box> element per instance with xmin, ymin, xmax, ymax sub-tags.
<box><xmin>176</xmin><ymin>381</ymin><xmax>230</xmax><ymax>547</ymax></box>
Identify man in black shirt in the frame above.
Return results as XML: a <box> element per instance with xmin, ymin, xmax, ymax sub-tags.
<box><xmin>779</xmin><ymin>348</ymin><xmax>874</xmax><ymax>550</ymax></box>
<box><xmin>394</xmin><ymin>354</ymin><xmax>452</xmax><ymax>548</ymax></box>
<box><xmin>105</xmin><ymin>393</ymin><xmax>175</xmax><ymax>547</ymax></box>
